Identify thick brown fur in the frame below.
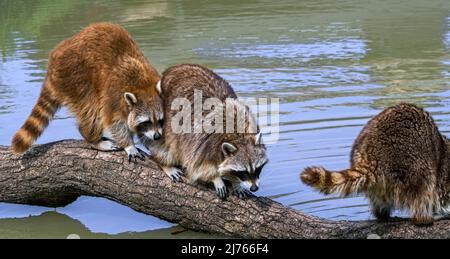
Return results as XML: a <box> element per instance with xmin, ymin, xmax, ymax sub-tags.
<box><xmin>143</xmin><ymin>64</ymin><xmax>268</xmax><ymax>199</ymax></box>
<box><xmin>12</xmin><ymin>23</ymin><xmax>162</xmax><ymax>155</ymax></box>
<box><xmin>301</xmin><ymin>103</ymin><xmax>450</xmax><ymax>225</ymax></box>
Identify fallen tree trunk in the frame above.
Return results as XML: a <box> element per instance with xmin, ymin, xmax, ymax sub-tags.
<box><xmin>1</xmin><ymin>140</ymin><xmax>449</xmax><ymax>239</ymax></box>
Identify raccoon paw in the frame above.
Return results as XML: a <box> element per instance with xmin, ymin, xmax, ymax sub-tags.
<box><xmin>162</xmin><ymin>167</ymin><xmax>184</xmax><ymax>182</ymax></box>
<box><xmin>136</xmin><ymin>147</ymin><xmax>150</xmax><ymax>158</ymax></box>
<box><xmin>125</xmin><ymin>146</ymin><xmax>146</xmax><ymax>163</ymax></box>
<box><xmin>213</xmin><ymin>178</ymin><xmax>228</xmax><ymax>200</ymax></box>
<box><xmin>97</xmin><ymin>140</ymin><xmax>120</xmax><ymax>151</ymax></box>
<box><xmin>215</xmin><ymin>186</ymin><xmax>228</xmax><ymax>200</ymax></box>
<box><xmin>233</xmin><ymin>188</ymin><xmax>253</xmax><ymax>199</ymax></box>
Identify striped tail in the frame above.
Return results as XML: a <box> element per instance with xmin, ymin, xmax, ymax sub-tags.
<box><xmin>300</xmin><ymin>166</ymin><xmax>372</xmax><ymax>196</ymax></box>
<box><xmin>11</xmin><ymin>82</ymin><xmax>60</xmax><ymax>154</ymax></box>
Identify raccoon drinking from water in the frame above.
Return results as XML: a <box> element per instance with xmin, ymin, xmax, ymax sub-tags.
<box><xmin>142</xmin><ymin>64</ymin><xmax>268</xmax><ymax>199</ymax></box>
<box><xmin>11</xmin><ymin>23</ymin><xmax>163</xmax><ymax>162</ymax></box>
<box><xmin>301</xmin><ymin>103</ymin><xmax>450</xmax><ymax>225</ymax></box>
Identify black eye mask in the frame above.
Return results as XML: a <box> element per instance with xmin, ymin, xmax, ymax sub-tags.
<box><xmin>231</xmin><ymin>170</ymin><xmax>250</xmax><ymax>181</ymax></box>
<box><xmin>137</xmin><ymin>121</ymin><xmax>151</xmax><ymax>132</ymax></box>
<box><xmin>230</xmin><ymin>160</ymin><xmax>268</xmax><ymax>181</ymax></box>
<box><xmin>255</xmin><ymin>160</ymin><xmax>268</xmax><ymax>177</ymax></box>
<box><xmin>255</xmin><ymin>165</ymin><xmax>264</xmax><ymax>177</ymax></box>
<box><xmin>157</xmin><ymin>119</ymin><xmax>164</xmax><ymax>127</ymax></box>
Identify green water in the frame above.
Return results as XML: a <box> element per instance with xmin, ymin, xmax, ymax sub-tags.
<box><xmin>0</xmin><ymin>0</ymin><xmax>449</xmax><ymax>238</ymax></box>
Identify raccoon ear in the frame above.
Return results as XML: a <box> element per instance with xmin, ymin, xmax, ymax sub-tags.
<box><xmin>156</xmin><ymin>80</ymin><xmax>162</xmax><ymax>95</ymax></box>
<box><xmin>124</xmin><ymin>92</ymin><xmax>137</xmax><ymax>106</ymax></box>
<box><xmin>222</xmin><ymin>142</ymin><xmax>237</xmax><ymax>156</ymax></box>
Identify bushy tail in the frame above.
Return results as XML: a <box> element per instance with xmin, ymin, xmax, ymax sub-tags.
<box><xmin>300</xmin><ymin>166</ymin><xmax>372</xmax><ymax>196</ymax></box>
<box><xmin>11</xmin><ymin>82</ymin><xmax>60</xmax><ymax>154</ymax></box>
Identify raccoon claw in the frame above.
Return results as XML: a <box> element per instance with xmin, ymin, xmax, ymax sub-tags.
<box><xmin>213</xmin><ymin>178</ymin><xmax>228</xmax><ymax>200</ymax></box>
<box><xmin>137</xmin><ymin>148</ymin><xmax>150</xmax><ymax>158</ymax></box>
<box><xmin>234</xmin><ymin>188</ymin><xmax>253</xmax><ymax>199</ymax></box>
<box><xmin>125</xmin><ymin>146</ymin><xmax>146</xmax><ymax>163</ymax></box>
<box><xmin>97</xmin><ymin>140</ymin><xmax>120</xmax><ymax>151</ymax></box>
<box><xmin>215</xmin><ymin>186</ymin><xmax>228</xmax><ymax>200</ymax></box>
<box><xmin>128</xmin><ymin>154</ymin><xmax>145</xmax><ymax>163</ymax></box>
<box><xmin>170</xmin><ymin>170</ymin><xmax>183</xmax><ymax>182</ymax></box>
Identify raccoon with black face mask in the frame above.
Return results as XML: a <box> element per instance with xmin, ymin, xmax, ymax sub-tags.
<box><xmin>141</xmin><ymin>64</ymin><xmax>268</xmax><ymax>199</ymax></box>
<box><xmin>11</xmin><ymin>23</ymin><xmax>164</xmax><ymax>162</ymax></box>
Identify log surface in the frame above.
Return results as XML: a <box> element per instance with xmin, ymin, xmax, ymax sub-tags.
<box><xmin>1</xmin><ymin>140</ymin><xmax>449</xmax><ymax>239</ymax></box>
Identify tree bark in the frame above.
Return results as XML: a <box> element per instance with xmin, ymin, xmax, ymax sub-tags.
<box><xmin>1</xmin><ymin>140</ymin><xmax>449</xmax><ymax>239</ymax></box>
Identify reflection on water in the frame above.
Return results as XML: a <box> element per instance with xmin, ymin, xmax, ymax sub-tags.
<box><xmin>0</xmin><ymin>211</ymin><xmax>216</xmax><ymax>239</ymax></box>
<box><xmin>0</xmin><ymin>0</ymin><xmax>450</xmax><ymax>238</ymax></box>
<box><xmin>200</xmin><ymin>39</ymin><xmax>367</xmax><ymax>61</ymax></box>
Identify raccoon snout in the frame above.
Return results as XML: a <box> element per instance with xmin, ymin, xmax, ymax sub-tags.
<box><xmin>241</xmin><ymin>180</ymin><xmax>260</xmax><ymax>192</ymax></box>
<box><xmin>144</xmin><ymin>130</ymin><xmax>159</xmax><ymax>140</ymax></box>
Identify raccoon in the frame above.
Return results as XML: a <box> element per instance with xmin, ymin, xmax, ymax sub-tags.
<box><xmin>142</xmin><ymin>64</ymin><xmax>268</xmax><ymax>199</ymax></box>
<box><xmin>301</xmin><ymin>103</ymin><xmax>450</xmax><ymax>225</ymax></box>
<box><xmin>11</xmin><ymin>23</ymin><xmax>163</xmax><ymax>162</ymax></box>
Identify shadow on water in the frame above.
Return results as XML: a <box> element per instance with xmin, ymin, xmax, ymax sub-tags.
<box><xmin>0</xmin><ymin>0</ymin><xmax>450</xmax><ymax>238</ymax></box>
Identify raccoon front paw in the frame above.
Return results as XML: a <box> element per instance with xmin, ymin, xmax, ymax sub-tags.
<box><xmin>216</xmin><ymin>186</ymin><xmax>228</xmax><ymax>200</ymax></box>
<box><xmin>433</xmin><ymin>212</ymin><xmax>450</xmax><ymax>221</ymax></box>
<box><xmin>125</xmin><ymin>146</ymin><xmax>147</xmax><ymax>163</ymax></box>
<box><xmin>97</xmin><ymin>140</ymin><xmax>120</xmax><ymax>151</ymax></box>
<box><xmin>213</xmin><ymin>178</ymin><xmax>228</xmax><ymax>200</ymax></box>
<box><xmin>162</xmin><ymin>166</ymin><xmax>184</xmax><ymax>182</ymax></box>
